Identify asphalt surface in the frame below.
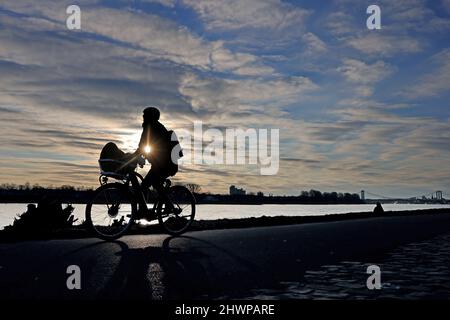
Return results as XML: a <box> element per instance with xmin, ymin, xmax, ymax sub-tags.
<box><xmin>1</xmin><ymin>212</ymin><xmax>450</xmax><ymax>300</ymax></box>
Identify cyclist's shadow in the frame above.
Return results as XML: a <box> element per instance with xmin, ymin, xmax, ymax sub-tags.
<box><xmin>98</xmin><ymin>236</ymin><xmax>211</xmax><ymax>300</ymax></box>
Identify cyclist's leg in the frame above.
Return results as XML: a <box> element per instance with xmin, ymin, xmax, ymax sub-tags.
<box><xmin>140</xmin><ymin>168</ymin><xmax>162</xmax><ymax>211</ymax></box>
<box><xmin>142</xmin><ymin>168</ymin><xmax>158</xmax><ymax>193</ymax></box>
<box><xmin>144</xmin><ymin>168</ymin><xmax>172</xmax><ymax>210</ymax></box>
<box><xmin>129</xmin><ymin>174</ymin><xmax>148</xmax><ymax>217</ymax></box>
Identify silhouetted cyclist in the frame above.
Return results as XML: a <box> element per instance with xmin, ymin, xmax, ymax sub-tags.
<box><xmin>135</xmin><ymin>107</ymin><xmax>178</xmax><ymax>218</ymax></box>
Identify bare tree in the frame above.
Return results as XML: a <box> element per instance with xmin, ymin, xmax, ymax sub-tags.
<box><xmin>186</xmin><ymin>183</ymin><xmax>201</xmax><ymax>194</ymax></box>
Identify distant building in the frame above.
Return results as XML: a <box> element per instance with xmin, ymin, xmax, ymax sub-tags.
<box><xmin>230</xmin><ymin>185</ymin><xmax>246</xmax><ymax>195</ymax></box>
<box><xmin>436</xmin><ymin>191</ymin><xmax>443</xmax><ymax>200</ymax></box>
<box><xmin>361</xmin><ymin>190</ymin><xmax>365</xmax><ymax>201</ymax></box>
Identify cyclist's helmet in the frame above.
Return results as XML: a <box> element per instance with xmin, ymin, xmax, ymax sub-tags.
<box><xmin>143</xmin><ymin>106</ymin><xmax>160</xmax><ymax>122</ymax></box>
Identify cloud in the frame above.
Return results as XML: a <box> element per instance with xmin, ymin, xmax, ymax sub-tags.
<box><xmin>301</xmin><ymin>32</ymin><xmax>327</xmax><ymax>55</ymax></box>
<box><xmin>180</xmin><ymin>0</ymin><xmax>313</xmax><ymax>58</ymax></box>
<box><xmin>377</xmin><ymin>0</ymin><xmax>450</xmax><ymax>32</ymax></box>
<box><xmin>444</xmin><ymin>0</ymin><xmax>450</xmax><ymax>13</ymax></box>
<box><xmin>325</xmin><ymin>0</ymin><xmax>449</xmax><ymax>60</ymax></box>
<box><xmin>338</xmin><ymin>59</ymin><xmax>394</xmax><ymax>84</ymax></box>
<box><xmin>181</xmin><ymin>0</ymin><xmax>310</xmax><ymax>31</ymax></box>
<box><xmin>140</xmin><ymin>0</ymin><xmax>176</xmax><ymax>7</ymax></box>
<box><xmin>178</xmin><ymin>73</ymin><xmax>319</xmax><ymax>117</ymax></box>
<box><xmin>298</xmin><ymin>103</ymin><xmax>450</xmax><ymax>193</ymax></box>
<box><xmin>336</xmin><ymin>59</ymin><xmax>395</xmax><ymax>97</ymax></box>
<box><xmin>0</xmin><ymin>1</ymin><xmax>272</xmax><ymax>76</ymax></box>
<box><xmin>346</xmin><ymin>34</ymin><xmax>422</xmax><ymax>57</ymax></box>
<box><xmin>326</xmin><ymin>11</ymin><xmax>356</xmax><ymax>36</ymax></box>
<box><xmin>401</xmin><ymin>48</ymin><xmax>450</xmax><ymax>98</ymax></box>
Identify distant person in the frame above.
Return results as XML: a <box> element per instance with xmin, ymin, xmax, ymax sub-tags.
<box><xmin>373</xmin><ymin>202</ymin><xmax>384</xmax><ymax>214</ymax></box>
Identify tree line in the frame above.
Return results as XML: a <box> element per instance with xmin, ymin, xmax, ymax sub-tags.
<box><xmin>0</xmin><ymin>183</ymin><xmax>362</xmax><ymax>204</ymax></box>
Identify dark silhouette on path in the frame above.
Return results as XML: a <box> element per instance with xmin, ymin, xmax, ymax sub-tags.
<box><xmin>2</xmin><ymin>197</ymin><xmax>76</xmax><ymax>239</ymax></box>
<box><xmin>374</xmin><ymin>202</ymin><xmax>384</xmax><ymax>214</ymax></box>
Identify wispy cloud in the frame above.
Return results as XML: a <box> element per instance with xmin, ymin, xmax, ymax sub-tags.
<box><xmin>401</xmin><ymin>48</ymin><xmax>450</xmax><ymax>98</ymax></box>
<box><xmin>181</xmin><ymin>0</ymin><xmax>310</xmax><ymax>31</ymax></box>
<box><xmin>346</xmin><ymin>34</ymin><xmax>422</xmax><ymax>57</ymax></box>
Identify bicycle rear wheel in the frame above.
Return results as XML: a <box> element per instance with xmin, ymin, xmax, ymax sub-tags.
<box><xmin>158</xmin><ymin>185</ymin><xmax>196</xmax><ymax>235</ymax></box>
<box><xmin>85</xmin><ymin>183</ymin><xmax>136</xmax><ymax>240</ymax></box>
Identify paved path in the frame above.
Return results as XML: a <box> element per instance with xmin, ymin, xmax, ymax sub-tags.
<box><xmin>1</xmin><ymin>212</ymin><xmax>450</xmax><ymax>300</ymax></box>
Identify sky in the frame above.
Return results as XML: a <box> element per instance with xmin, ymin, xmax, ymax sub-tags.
<box><xmin>0</xmin><ymin>0</ymin><xmax>449</xmax><ymax>197</ymax></box>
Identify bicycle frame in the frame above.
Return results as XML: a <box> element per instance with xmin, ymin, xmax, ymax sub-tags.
<box><xmin>121</xmin><ymin>171</ymin><xmax>175</xmax><ymax>221</ymax></box>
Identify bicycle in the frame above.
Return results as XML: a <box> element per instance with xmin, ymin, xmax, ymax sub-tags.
<box><xmin>85</xmin><ymin>153</ymin><xmax>196</xmax><ymax>240</ymax></box>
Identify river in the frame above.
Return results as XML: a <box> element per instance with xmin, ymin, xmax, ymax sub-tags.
<box><xmin>1</xmin><ymin>203</ymin><xmax>450</xmax><ymax>230</ymax></box>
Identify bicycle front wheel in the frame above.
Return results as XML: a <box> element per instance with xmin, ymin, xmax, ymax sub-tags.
<box><xmin>158</xmin><ymin>185</ymin><xmax>196</xmax><ymax>235</ymax></box>
<box><xmin>85</xmin><ymin>183</ymin><xmax>136</xmax><ymax>240</ymax></box>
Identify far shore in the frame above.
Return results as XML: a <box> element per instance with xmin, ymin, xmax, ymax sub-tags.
<box><xmin>0</xmin><ymin>208</ymin><xmax>449</xmax><ymax>242</ymax></box>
